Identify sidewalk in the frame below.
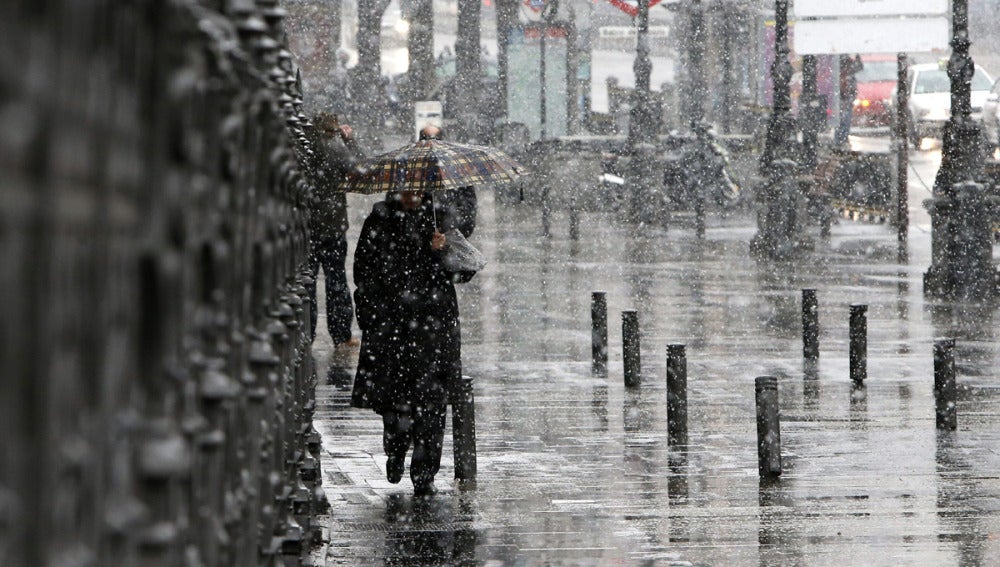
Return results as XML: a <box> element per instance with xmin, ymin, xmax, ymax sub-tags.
<box><xmin>310</xmin><ymin>175</ymin><xmax>1000</xmax><ymax>565</ymax></box>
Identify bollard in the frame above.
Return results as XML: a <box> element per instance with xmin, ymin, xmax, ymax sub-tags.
<box><xmin>591</xmin><ymin>291</ymin><xmax>608</xmax><ymax>374</ymax></box>
<box><xmin>452</xmin><ymin>376</ymin><xmax>478</xmax><ymax>485</ymax></box>
<box><xmin>694</xmin><ymin>192</ymin><xmax>706</xmax><ymax>240</ymax></box>
<box><xmin>622</xmin><ymin>310</ymin><xmax>640</xmax><ymax>388</ymax></box>
<box><xmin>849</xmin><ymin>304</ymin><xmax>867</xmax><ymax>384</ymax></box>
<box><xmin>801</xmin><ymin>289</ymin><xmax>819</xmax><ymax>360</ymax></box>
<box><xmin>541</xmin><ymin>185</ymin><xmax>551</xmax><ymax>237</ymax></box>
<box><xmin>934</xmin><ymin>338</ymin><xmax>958</xmax><ymax>430</ymax></box>
<box><xmin>755</xmin><ymin>376</ymin><xmax>782</xmax><ymax>478</ymax></box>
<box><xmin>569</xmin><ymin>209</ymin><xmax>580</xmax><ymax>241</ymax></box>
<box><xmin>666</xmin><ymin>344</ymin><xmax>688</xmax><ymax>445</ymax></box>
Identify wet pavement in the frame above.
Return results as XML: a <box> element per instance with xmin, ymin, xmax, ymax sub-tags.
<box><xmin>310</xmin><ymin>141</ymin><xmax>1000</xmax><ymax>565</ymax></box>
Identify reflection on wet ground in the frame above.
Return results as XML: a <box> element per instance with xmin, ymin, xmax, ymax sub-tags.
<box><xmin>313</xmin><ymin>181</ymin><xmax>1000</xmax><ymax>565</ymax></box>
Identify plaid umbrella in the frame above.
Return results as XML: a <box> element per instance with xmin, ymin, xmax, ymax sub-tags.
<box><xmin>341</xmin><ymin>139</ymin><xmax>527</xmax><ymax>194</ymax></box>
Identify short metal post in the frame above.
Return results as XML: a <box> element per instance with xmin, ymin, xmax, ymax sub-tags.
<box><xmin>541</xmin><ymin>184</ymin><xmax>551</xmax><ymax>237</ymax></box>
<box><xmin>591</xmin><ymin>291</ymin><xmax>608</xmax><ymax>374</ymax></box>
<box><xmin>666</xmin><ymin>344</ymin><xmax>688</xmax><ymax>445</ymax></box>
<box><xmin>895</xmin><ymin>53</ymin><xmax>909</xmax><ymax>249</ymax></box>
<box><xmin>849</xmin><ymin>304</ymin><xmax>867</xmax><ymax>384</ymax></box>
<box><xmin>934</xmin><ymin>338</ymin><xmax>958</xmax><ymax>431</ymax></box>
<box><xmin>755</xmin><ymin>376</ymin><xmax>782</xmax><ymax>478</ymax></box>
<box><xmin>802</xmin><ymin>289</ymin><xmax>819</xmax><ymax>360</ymax></box>
<box><xmin>452</xmin><ymin>376</ymin><xmax>478</xmax><ymax>482</ymax></box>
<box><xmin>622</xmin><ymin>310</ymin><xmax>640</xmax><ymax>388</ymax></box>
<box><xmin>694</xmin><ymin>192</ymin><xmax>706</xmax><ymax>239</ymax></box>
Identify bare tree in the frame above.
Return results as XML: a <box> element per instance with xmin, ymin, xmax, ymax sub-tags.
<box><xmin>454</xmin><ymin>0</ymin><xmax>483</xmax><ymax>141</ymax></box>
<box><xmin>355</xmin><ymin>0</ymin><xmax>392</xmax><ymax>143</ymax></box>
<box><xmin>404</xmin><ymin>0</ymin><xmax>434</xmax><ymax>103</ymax></box>
<box><xmin>495</xmin><ymin>0</ymin><xmax>520</xmax><ymax>127</ymax></box>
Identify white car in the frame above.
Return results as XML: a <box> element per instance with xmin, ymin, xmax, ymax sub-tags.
<box><xmin>984</xmin><ymin>78</ymin><xmax>1000</xmax><ymax>154</ymax></box>
<box><xmin>904</xmin><ymin>62</ymin><xmax>994</xmax><ymax>143</ymax></box>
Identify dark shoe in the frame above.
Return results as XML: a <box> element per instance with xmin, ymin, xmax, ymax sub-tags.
<box><xmin>386</xmin><ymin>457</ymin><xmax>404</xmax><ymax>484</ymax></box>
<box><xmin>413</xmin><ymin>481</ymin><xmax>437</xmax><ymax>497</ymax></box>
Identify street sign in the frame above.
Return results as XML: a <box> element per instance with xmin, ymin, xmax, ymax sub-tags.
<box><xmin>507</xmin><ymin>26</ymin><xmax>569</xmax><ymax>140</ymax></box>
<box><xmin>795</xmin><ymin>0</ymin><xmax>947</xmax><ymax>18</ymax></box>
<box><xmin>794</xmin><ymin>17</ymin><xmax>949</xmax><ymax>55</ymax></box>
<box><xmin>599</xmin><ymin>26</ymin><xmax>669</xmax><ymax>39</ymax></box>
<box><xmin>607</xmin><ymin>0</ymin><xmax>663</xmax><ymax>18</ymax></box>
<box><xmin>793</xmin><ymin>0</ymin><xmax>949</xmax><ymax>54</ymax></box>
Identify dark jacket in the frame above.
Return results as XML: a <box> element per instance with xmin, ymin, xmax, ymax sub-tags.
<box><xmin>436</xmin><ymin>186</ymin><xmax>477</xmax><ymax>237</ymax></box>
<box><xmin>839</xmin><ymin>55</ymin><xmax>864</xmax><ymax>100</ymax></box>
<box><xmin>304</xmin><ymin>127</ymin><xmax>365</xmax><ymax>240</ymax></box>
<box><xmin>350</xmin><ymin>194</ymin><xmax>462</xmax><ymax>413</ymax></box>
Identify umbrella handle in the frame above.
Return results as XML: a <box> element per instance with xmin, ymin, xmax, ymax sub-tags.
<box><xmin>426</xmin><ymin>193</ymin><xmax>438</xmax><ymax>232</ymax></box>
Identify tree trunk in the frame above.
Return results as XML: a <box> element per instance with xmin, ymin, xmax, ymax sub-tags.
<box><xmin>404</xmin><ymin>0</ymin><xmax>434</xmax><ymax>103</ymax></box>
<box><xmin>355</xmin><ymin>0</ymin><xmax>391</xmax><ymax>143</ymax></box>
<box><xmin>454</xmin><ymin>0</ymin><xmax>482</xmax><ymax>141</ymax></box>
<box><xmin>496</xmin><ymin>0</ymin><xmax>519</xmax><ymax>127</ymax></box>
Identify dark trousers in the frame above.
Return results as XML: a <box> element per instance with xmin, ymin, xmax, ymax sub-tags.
<box><xmin>307</xmin><ymin>234</ymin><xmax>354</xmax><ymax>344</ymax></box>
<box><xmin>834</xmin><ymin>102</ymin><xmax>853</xmax><ymax>145</ymax></box>
<box><xmin>382</xmin><ymin>404</ymin><xmax>447</xmax><ymax>487</ymax></box>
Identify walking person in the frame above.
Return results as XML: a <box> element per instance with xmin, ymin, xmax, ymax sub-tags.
<box><xmin>304</xmin><ymin>112</ymin><xmax>364</xmax><ymax>347</ymax></box>
<box><xmin>835</xmin><ymin>54</ymin><xmax>864</xmax><ymax>147</ymax></box>
<box><xmin>350</xmin><ymin>189</ymin><xmax>463</xmax><ymax>497</ymax></box>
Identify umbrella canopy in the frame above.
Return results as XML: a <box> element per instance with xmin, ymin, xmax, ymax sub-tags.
<box><xmin>342</xmin><ymin>139</ymin><xmax>527</xmax><ymax>194</ymax></box>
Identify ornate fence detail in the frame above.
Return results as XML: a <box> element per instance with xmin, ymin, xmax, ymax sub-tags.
<box><xmin>1</xmin><ymin>1</ymin><xmax>328</xmax><ymax>564</ymax></box>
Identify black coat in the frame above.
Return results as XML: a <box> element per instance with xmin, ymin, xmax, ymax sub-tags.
<box><xmin>302</xmin><ymin>126</ymin><xmax>365</xmax><ymax>240</ymax></box>
<box><xmin>350</xmin><ymin>195</ymin><xmax>462</xmax><ymax>414</ymax></box>
<box><xmin>436</xmin><ymin>186</ymin><xmax>477</xmax><ymax>237</ymax></box>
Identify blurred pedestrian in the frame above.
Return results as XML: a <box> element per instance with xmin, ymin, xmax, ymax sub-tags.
<box><xmin>304</xmin><ymin>111</ymin><xmax>364</xmax><ymax>347</ymax></box>
<box><xmin>350</xmin><ymin>189</ymin><xmax>462</xmax><ymax>497</ymax></box>
<box><xmin>835</xmin><ymin>54</ymin><xmax>864</xmax><ymax>147</ymax></box>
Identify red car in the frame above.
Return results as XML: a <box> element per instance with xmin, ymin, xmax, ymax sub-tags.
<box><xmin>852</xmin><ymin>54</ymin><xmax>898</xmax><ymax>127</ymax></box>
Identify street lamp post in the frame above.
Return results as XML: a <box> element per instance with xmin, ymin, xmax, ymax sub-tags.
<box><xmin>759</xmin><ymin>0</ymin><xmax>794</xmax><ymax>172</ymax></box>
<box><xmin>540</xmin><ymin>1</ymin><xmax>558</xmax><ymax>139</ymax></box>
<box><xmin>624</xmin><ymin>0</ymin><xmax>658</xmax><ymax>225</ymax></box>
<box><xmin>751</xmin><ymin>0</ymin><xmax>803</xmax><ymax>258</ymax></box>
<box><xmin>670</xmin><ymin>0</ymin><xmax>706</xmax><ymax>135</ymax></box>
<box><xmin>800</xmin><ymin>55</ymin><xmax>820</xmax><ymax>170</ymax></box>
<box><xmin>687</xmin><ymin>0</ymin><xmax>706</xmax><ymax>129</ymax></box>
<box><xmin>924</xmin><ymin>0</ymin><xmax>992</xmax><ymax>299</ymax></box>
<box><xmin>935</xmin><ymin>0</ymin><xmax>983</xmax><ymax>192</ymax></box>
<box><xmin>627</xmin><ymin>0</ymin><xmax>654</xmax><ymax>149</ymax></box>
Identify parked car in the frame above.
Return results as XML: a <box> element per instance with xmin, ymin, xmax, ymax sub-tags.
<box><xmin>852</xmin><ymin>54</ymin><xmax>898</xmax><ymax>127</ymax></box>
<box><xmin>901</xmin><ymin>62</ymin><xmax>994</xmax><ymax>144</ymax></box>
<box><xmin>983</xmin><ymin>77</ymin><xmax>1000</xmax><ymax>155</ymax></box>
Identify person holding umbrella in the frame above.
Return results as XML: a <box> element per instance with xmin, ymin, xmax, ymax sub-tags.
<box><xmin>350</xmin><ymin>188</ymin><xmax>459</xmax><ymax>497</ymax></box>
<box><xmin>344</xmin><ymin>134</ymin><xmax>525</xmax><ymax>496</ymax></box>
<box><xmin>419</xmin><ymin>125</ymin><xmax>477</xmax><ymax>238</ymax></box>
<box><xmin>835</xmin><ymin>54</ymin><xmax>864</xmax><ymax>147</ymax></box>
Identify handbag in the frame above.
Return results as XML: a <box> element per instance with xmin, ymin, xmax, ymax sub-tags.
<box><xmin>441</xmin><ymin>229</ymin><xmax>487</xmax><ymax>274</ymax></box>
